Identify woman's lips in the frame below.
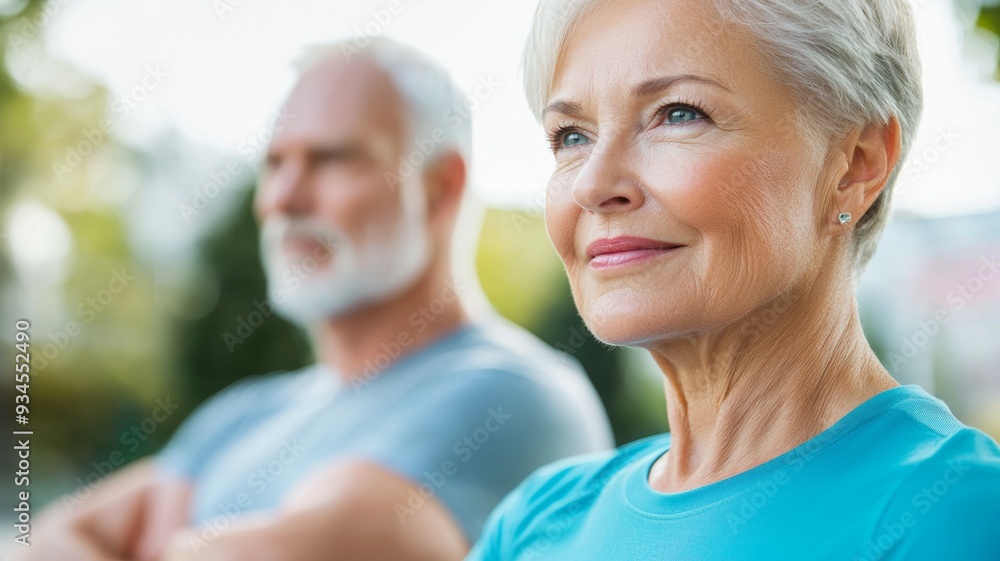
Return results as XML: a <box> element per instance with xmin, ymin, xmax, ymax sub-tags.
<box><xmin>586</xmin><ymin>236</ymin><xmax>683</xmax><ymax>270</ymax></box>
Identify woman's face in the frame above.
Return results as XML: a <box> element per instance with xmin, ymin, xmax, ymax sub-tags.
<box><xmin>544</xmin><ymin>0</ymin><xmax>834</xmax><ymax>346</ymax></box>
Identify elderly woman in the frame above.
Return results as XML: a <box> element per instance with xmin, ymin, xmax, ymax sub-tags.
<box><xmin>468</xmin><ymin>0</ymin><xmax>1000</xmax><ymax>559</ymax></box>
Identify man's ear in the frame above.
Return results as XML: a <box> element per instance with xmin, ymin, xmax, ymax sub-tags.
<box><xmin>828</xmin><ymin>115</ymin><xmax>901</xmax><ymax>233</ymax></box>
<box><xmin>424</xmin><ymin>151</ymin><xmax>467</xmax><ymax>221</ymax></box>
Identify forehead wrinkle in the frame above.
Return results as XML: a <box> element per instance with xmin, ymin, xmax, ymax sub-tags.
<box><xmin>631</xmin><ymin>74</ymin><xmax>732</xmax><ymax>99</ymax></box>
<box><xmin>543</xmin><ymin>100</ymin><xmax>587</xmax><ymax>120</ymax></box>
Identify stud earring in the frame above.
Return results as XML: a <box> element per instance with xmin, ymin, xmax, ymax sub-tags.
<box><xmin>838</xmin><ymin>212</ymin><xmax>852</xmax><ymax>225</ymax></box>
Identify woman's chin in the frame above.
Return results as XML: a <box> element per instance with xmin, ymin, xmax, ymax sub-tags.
<box><xmin>580</xmin><ymin>291</ymin><xmax>695</xmax><ymax>347</ymax></box>
<box><xmin>583</xmin><ymin>312</ymin><xmax>682</xmax><ymax>348</ymax></box>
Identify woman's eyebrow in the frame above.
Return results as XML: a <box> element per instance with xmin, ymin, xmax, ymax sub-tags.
<box><xmin>542</xmin><ymin>100</ymin><xmax>586</xmax><ymax>119</ymax></box>
<box><xmin>631</xmin><ymin>74</ymin><xmax>731</xmax><ymax>98</ymax></box>
<box><xmin>543</xmin><ymin>74</ymin><xmax>731</xmax><ymax>118</ymax></box>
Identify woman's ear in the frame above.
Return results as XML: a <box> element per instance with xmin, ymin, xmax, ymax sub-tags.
<box><xmin>828</xmin><ymin>115</ymin><xmax>902</xmax><ymax>233</ymax></box>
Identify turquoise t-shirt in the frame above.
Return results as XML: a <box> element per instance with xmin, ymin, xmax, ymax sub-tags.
<box><xmin>468</xmin><ymin>384</ymin><xmax>1000</xmax><ymax>560</ymax></box>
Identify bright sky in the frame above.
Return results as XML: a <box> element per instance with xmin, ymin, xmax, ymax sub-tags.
<box><xmin>18</xmin><ymin>0</ymin><xmax>1000</xmax><ymax>214</ymax></box>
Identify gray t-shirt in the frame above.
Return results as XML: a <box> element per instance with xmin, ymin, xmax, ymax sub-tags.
<box><xmin>155</xmin><ymin>316</ymin><xmax>614</xmax><ymax>542</ymax></box>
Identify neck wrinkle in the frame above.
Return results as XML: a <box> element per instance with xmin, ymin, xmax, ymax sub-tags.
<box><xmin>647</xmin><ymin>268</ymin><xmax>895</xmax><ymax>493</ymax></box>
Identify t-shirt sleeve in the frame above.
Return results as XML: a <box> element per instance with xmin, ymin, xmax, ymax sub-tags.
<box><xmin>465</xmin><ymin>450</ymin><xmax>609</xmax><ymax>559</ymax></box>
<box><xmin>878</xmin><ymin>428</ymin><xmax>1000</xmax><ymax>560</ymax></box>
<box><xmin>154</xmin><ymin>374</ymin><xmax>273</xmax><ymax>480</ymax></box>
<box><xmin>353</xmin><ymin>367</ymin><xmax>597</xmax><ymax>544</ymax></box>
<box><xmin>464</xmin><ymin>476</ymin><xmax>527</xmax><ymax>561</ymax></box>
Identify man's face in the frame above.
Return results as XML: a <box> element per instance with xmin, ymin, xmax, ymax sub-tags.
<box><xmin>255</xmin><ymin>57</ymin><xmax>431</xmax><ymax>323</ymax></box>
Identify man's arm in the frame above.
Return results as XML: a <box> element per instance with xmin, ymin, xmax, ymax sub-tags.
<box><xmin>162</xmin><ymin>459</ymin><xmax>469</xmax><ymax>561</ymax></box>
<box><xmin>12</xmin><ymin>459</ymin><xmax>191</xmax><ymax>561</ymax></box>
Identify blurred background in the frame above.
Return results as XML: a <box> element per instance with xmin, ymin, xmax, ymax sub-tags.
<box><xmin>1</xmin><ymin>0</ymin><xmax>999</xmax><ymax>549</ymax></box>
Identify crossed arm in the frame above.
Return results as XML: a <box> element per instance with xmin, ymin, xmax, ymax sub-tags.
<box><xmin>15</xmin><ymin>459</ymin><xmax>469</xmax><ymax>561</ymax></box>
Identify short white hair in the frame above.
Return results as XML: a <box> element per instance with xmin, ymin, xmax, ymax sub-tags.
<box><xmin>295</xmin><ymin>37</ymin><xmax>472</xmax><ymax>171</ymax></box>
<box><xmin>522</xmin><ymin>0</ymin><xmax>924</xmax><ymax>277</ymax></box>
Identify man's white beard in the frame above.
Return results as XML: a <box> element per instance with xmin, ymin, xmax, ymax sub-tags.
<box><xmin>259</xmin><ymin>192</ymin><xmax>431</xmax><ymax>325</ymax></box>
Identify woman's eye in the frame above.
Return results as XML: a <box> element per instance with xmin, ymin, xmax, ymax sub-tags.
<box><xmin>562</xmin><ymin>131</ymin><xmax>590</xmax><ymax>147</ymax></box>
<box><xmin>664</xmin><ymin>107</ymin><xmax>702</xmax><ymax>124</ymax></box>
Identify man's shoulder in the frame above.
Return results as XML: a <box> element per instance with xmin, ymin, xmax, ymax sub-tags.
<box><xmin>369</xmin><ymin>319</ymin><xmax>615</xmax><ymax>457</ymax></box>
<box><xmin>419</xmin><ymin>320</ymin><xmax>607</xmax><ymax>426</ymax></box>
<box><xmin>434</xmin><ymin>317</ymin><xmax>591</xmax><ymax>389</ymax></box>
<box><xmin>156</xmin><ymin>367</ymin><xmax>319</xmax><ymax>478</ymax></box>
<box><xmin>194</xmin><ymin>366</ymin><xmax>319</xmax><ymax>417</ymax></box>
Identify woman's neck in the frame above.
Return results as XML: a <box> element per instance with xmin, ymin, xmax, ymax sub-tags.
<box><xmin>646</xmin><ymin>271</ymin><xmax>897</xmax><ymax>493</ymax></box>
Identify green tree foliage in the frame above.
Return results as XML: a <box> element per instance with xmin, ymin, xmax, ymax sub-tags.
<box><xmin>170</xmin><ymin>188</ymin><xmax>312</xmax><ymax>411</ymax></box>
<box><xmin>976</xmin><ymin>3</ymin><xmax>1000</xmax><ymax>80</ymax></box>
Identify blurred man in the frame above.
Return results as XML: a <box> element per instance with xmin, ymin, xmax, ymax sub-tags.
<box><xmin>18</xmin><ymin>38</ymin><xmax>612</xmax><ymax>561</ymax></box>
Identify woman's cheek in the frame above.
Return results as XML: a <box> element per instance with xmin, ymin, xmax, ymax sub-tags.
<box><xmin>642</xmin><ymin>149</ymin><xmax>740</xmax><ymax>230</ymax></box>
<box><xmin>545</xmin><ymin>188</ymin><xmax>577</xmax><ymax>265</ymax></box>
<box><xmin>546</xmin><ymin>161</ymin><xmax>582</xmax><ymax>242</ymax></box>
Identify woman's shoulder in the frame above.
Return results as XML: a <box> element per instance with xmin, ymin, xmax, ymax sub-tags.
<box><xmin>471</xmin><ymin>433</ymin><xmax>669</xmax><ymax>557</ymax></box>
<box><xmin>882</xmin><ymin>385</ymin><xmax>1000</xmax><ymax>470</ymax></box>
<box><xmin>497</xmin><ymin>433</ymin><xmax>670</xmax><ymax>519</ymax></box>
<box><xmin>893</xmin><ymin>416</ymin><xmax>1000</xmax><ymax>496</ymax></box>
<box><xmin>864</xmin><ymin>388</ymin><xmax>1000</xmax><ymax>559</ymax></box>
<box><xmin>872</xmin><ymin>427</ymin><xmax>1000</xmax><ymax>559</ymax></box>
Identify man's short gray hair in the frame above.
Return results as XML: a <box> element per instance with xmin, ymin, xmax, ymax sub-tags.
<box><xmin>296</xmin><ymin>37</ymin><xmax>472</xmax><ymax>172</ymax></box>
<box><xmin>522</xmin><ymin>0</ymin><xmax>924</xmax><ymax>277</ymax></box>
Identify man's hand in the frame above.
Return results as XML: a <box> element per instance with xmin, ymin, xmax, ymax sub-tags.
<box><xmin>10</xmin><ymin>515</ymin><xmax>128</xmax><ymax>561</ymax></box>
<box><xmin>10</xmin><ymin>460</ymin><xmax>191</xmax><ymax>561</ymax></box>
<box><xmin>161</xmin><ymin>459</ymin><xmax>470</xmax><ymax>561</ymax></box>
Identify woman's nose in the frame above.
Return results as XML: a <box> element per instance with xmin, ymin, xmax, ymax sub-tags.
<box><xmin>571</xmin><ymin>140</ymin><xmax>645</xmax><ymax>214</ymax></box>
